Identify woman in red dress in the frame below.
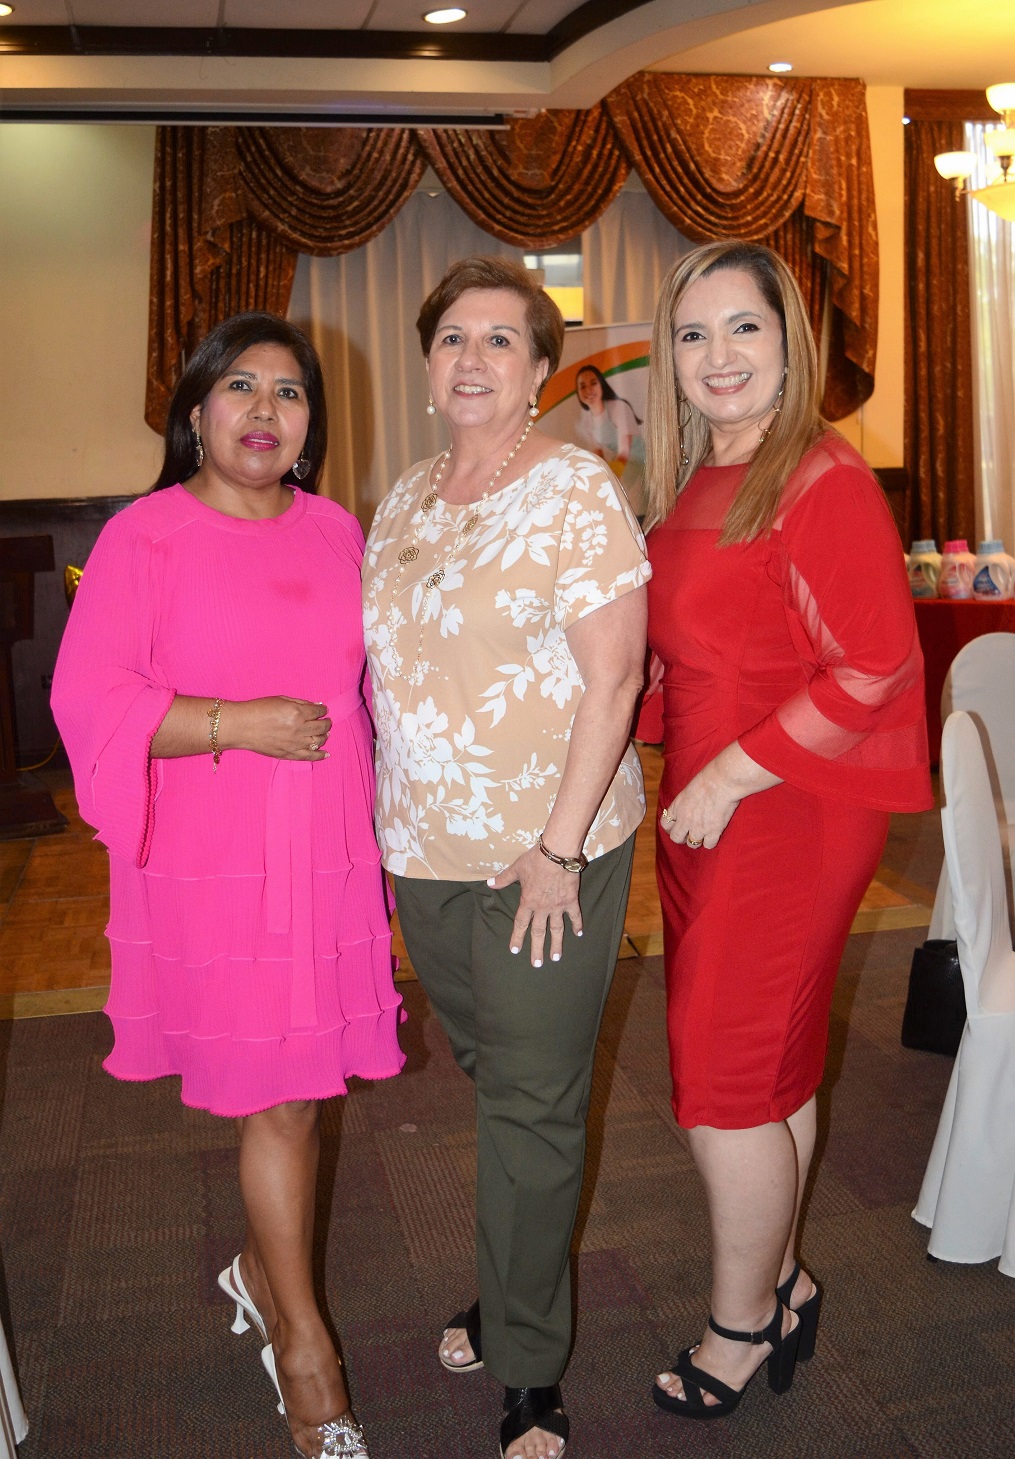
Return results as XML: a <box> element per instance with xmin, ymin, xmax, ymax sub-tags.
<box><xmin>644</xmin><ymin>241</ymin><xmax>932</xmax><ymax>1419</ymax></box>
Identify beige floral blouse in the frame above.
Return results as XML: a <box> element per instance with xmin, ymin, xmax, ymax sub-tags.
<box><xmin>363</xmin><ymin>444</ymin><xmax>652</xmax><ymax>881</ymax></box>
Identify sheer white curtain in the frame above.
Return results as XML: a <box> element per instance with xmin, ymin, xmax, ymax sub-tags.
<box><xmin>288</xmin><ymin>192</ymin><xmax>521</xmax><ymax>528</ymax></box>
<box><xmin>965</xmin><ymin>122</ymin><xmax>1015</xmax><ymax>551</ymax></box>
<box><xmin>583</xmin><ymin>186</ymin><xmax>691</xmax><ymax>327</ymax></box>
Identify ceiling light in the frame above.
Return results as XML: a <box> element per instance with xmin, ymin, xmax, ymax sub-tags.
<box><xmin>423</xmin><ymin>7</ymin><xmax>467</xmax><ymax>21</ymax></box>
<box><xmin>768</xmin><ymin>61</ymin><xmax>793</xmax><ymax>74</ymax></box>
<box><xmin>934</xmin><ymin>83</ymin><xmax>1015</xmax><ymax>222</ymax></box>
<box><xmin>0</xmin><ymin>4</ymin><xmax>15</xmax><ymax>15</ymax></box>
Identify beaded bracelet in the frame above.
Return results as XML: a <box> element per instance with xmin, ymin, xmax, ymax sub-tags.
<box><xmin>207</xmin><ymin>698</ymin><xmax>223</xmax><ymax>770</ymax></box>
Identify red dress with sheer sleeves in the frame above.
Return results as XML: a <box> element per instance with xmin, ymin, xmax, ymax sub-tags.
<box><xmin>647</xmin><ymin>433</ymin><xmax>932</xmax><ymax>1130</ymax></box>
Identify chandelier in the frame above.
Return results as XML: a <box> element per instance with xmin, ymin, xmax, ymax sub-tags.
<box><xmin>934</xmin><ymin>83</ymin><xmax>1015</xmax><ymax>222</ymax></box>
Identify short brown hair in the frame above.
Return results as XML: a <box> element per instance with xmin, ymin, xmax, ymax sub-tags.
<box><xmin>645</xmin><ymin>240</ymin><xmax>822</xmax><ymax>541</ymax></box>
<box><xmin>416</xmin><ymin>256</ymin><xmax>565</xmax><ymax>384</ymax></box>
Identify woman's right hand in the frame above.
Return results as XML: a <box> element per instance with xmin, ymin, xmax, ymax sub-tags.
<box><xmin>221</xmin><ymin>697</ymin><xmax>331</xmax><ymax>760</ymax></box>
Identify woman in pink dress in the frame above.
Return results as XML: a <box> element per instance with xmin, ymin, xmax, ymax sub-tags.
<box><xmin>52</xmin><ymin>312</ymin><xmax>403</xmax><ymax>1459</ymax></box>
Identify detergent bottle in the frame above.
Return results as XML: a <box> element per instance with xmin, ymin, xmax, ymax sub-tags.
<box><xmin>937</xmin><ymin>540</ymin><xmax>977</xmax><ymax>600</ymax></box>
<box><xmin>972</xmin><ymin>540</ymin><xmax>1015</xmax><ymax>600</ymax></box>
<box><xmin>907</xmin><ymin>540</ymin><xmax>942</xmax><ymax>599</ymax></box>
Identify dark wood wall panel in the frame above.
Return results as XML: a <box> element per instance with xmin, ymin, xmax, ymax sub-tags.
<box><xmin>0</xmin><ymin>497</ymin><xmax>133</xmax><ymax>762</ymax></box>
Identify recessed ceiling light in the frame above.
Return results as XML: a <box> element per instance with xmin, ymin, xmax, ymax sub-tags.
<box><xmin>0</xmin><ymin>4</ymin><xmax>15</xmax><ymax>16</ymax></box>
<box><xmin>423</xmin><ymin>7</ymin><xmax>467</xmax><ymax>22</ymax></box>
<box><xmin>768</xmin><ymin>61</ymin><xmax>793</xmax><ymax>74</ymax></box>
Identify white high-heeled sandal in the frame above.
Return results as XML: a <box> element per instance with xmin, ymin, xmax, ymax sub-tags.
<box><xmin>218</xmin><ymin>1256</ymin><xmax>284</xmax><ymax>1414</ymax></box>
<box><xmin>218</xmin><ymin>1255</ymin><xmax>270</xmax><ymax>1341</ymax></box>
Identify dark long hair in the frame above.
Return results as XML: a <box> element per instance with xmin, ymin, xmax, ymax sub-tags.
<box><xmin>152</xmin><ymin>313</ymin><xmax>327</xmax><ymax>493</ymax></box>
<box><xmin>576</xmin><ymin>364</ymin><xmax>643</xmax><ymax>424</ymax></box>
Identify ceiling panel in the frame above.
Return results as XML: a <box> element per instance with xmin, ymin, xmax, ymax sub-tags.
<box><xmin>0</xmin><ymin>1</ymin><xmax>67</xmax><ymax>20</ymax></box>
<box><xmin>67</xmin><ymin>0</ymin><xmax>219</xmax><ymax>22</ymax></box>
<box><xmin>224</xmin><ymin>0</ymin><xmax>375</xmax><ymax>26</ymax></box>
<box><xmin>2</xmin><ymin>0</ymin><xmax>606</xmax><ymax>39</ymax></box>
<box><xmin>506</xmin><ymin>0</ymin><xmax>579</xmax><ymax>32</ymax></box>
<box><xmin>366</xmin><ymin>1</ymin><xmax>527</xmax><ymax>33</ymax></box>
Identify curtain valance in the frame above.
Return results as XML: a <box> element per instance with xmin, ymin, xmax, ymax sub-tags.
<box><xmin>146</xmin><ymin>74</ymin><xmax>879</xmax><ymax>432</ymax></box>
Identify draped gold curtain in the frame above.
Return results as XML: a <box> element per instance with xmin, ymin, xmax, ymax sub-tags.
<box><xmin>146</xmin><ymin>75</ymin><xmax>879</xmax><ymax>433</ymax></box>
<box><xmin>606</xmin><ymin>75</ymin><xmax>877</xmax><ymax>419</ymax></box>
<box><xmin>902</xmin><ymin>90</ymin><xmax>995</xmax><ymax>546</ymax></box>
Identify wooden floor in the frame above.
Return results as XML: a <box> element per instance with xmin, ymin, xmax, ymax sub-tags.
<box><xmin>0</xmin><ymin>752</ymin><xmax>934</xmax><ymax>1018</ymax></box>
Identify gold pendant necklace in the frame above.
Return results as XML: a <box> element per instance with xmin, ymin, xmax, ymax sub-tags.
<box><xmin>387</xmin><ymin>419</ymin><xmax>535</xmax><ymax>684</ymax></box>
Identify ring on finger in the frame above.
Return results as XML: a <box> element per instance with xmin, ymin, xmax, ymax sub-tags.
<box><xmin>685</xmin><ymin>835</ymin><xmax>704</xmax><ymax>848</ymax></box>
<box><xmin>660</xmin><ymin>808</ymin><xmax>674</xmax><ymax>826</ymax></box>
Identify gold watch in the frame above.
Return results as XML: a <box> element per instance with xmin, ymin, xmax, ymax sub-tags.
<box><xmin>537</xmin><ymin>836</ymin><xmax>588</xmax><ymax>874</ymax></box>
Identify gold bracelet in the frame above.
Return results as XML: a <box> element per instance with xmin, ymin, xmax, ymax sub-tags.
<box><xmin>207</xmin><ymin>698</ymin><xmax>223</xmax><ymax>769</ymax></box>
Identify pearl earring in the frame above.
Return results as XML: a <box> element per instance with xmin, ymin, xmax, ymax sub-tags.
<box><xmin>528</xmin><ymin>399</ymin><xmax>539</xmax><ymax>419</ymax></box>
<box><xmin>426</xmin><ymin>397</ymin><xmax>437</xmax><ymax>417</ymax></box>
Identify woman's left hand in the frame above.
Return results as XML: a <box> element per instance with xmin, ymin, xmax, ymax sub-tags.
<box><xmin>660</xmin><ymin>741</ymin><xmax>783</xmax><ymax>850</ymax></box>
<box><xmin>660</xmin><ymin>757</ymin><xmax>743</xmax><ymax>850</ymax></box>
<box><xmin>487</xmin><ymin>847</ymin><xmax>583</xmax><ymax>968</ymax></box>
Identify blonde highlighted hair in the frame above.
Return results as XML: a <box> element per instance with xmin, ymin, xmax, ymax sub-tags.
<box><xmin>644</xmin><ymin>240</ymin><xmax>823</xmax><ymax>542</ymax></box>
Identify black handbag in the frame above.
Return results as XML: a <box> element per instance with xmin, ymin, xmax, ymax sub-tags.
<box><xmin>901</xmin><ymin>939</ymin><xmax>967</xmax><ymax>1056</ymax></box>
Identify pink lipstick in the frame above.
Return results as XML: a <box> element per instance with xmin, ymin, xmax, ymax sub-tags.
<box><xmin>240</xmin><ymin>432</ymin><xmax>279</xmax><ymax>450</ymax></box>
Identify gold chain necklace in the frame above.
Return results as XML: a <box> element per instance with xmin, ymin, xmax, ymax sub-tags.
<box><xmin>387</xmin><ymin>418</ymin><xmax>535</xmax><ymax>684</ymax></box>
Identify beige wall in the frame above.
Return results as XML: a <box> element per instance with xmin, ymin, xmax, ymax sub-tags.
<box><xmin>0</xmin><ymin>96</ymin><xmax>906</xmax><ymax>502</ymax></box>
<box><xmin>0</xmin><ymin>124</ymin><xmax>162</xmax><ymax>500</ymax></box>
<box><xmin>834</xmin><ymin>84</ymin><xmax>906</xmax><ymax>467</ymax></box>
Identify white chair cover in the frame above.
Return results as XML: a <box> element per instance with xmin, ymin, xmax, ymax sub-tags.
<box><xmin>929</xmin><ymin>632</ymin><xmax>1015</xmax><ymax>940</ymax></box>
<box><xmin>0</xmin><ymin>1317</ymin><xmax>27</xmax><ymax>1455</ymax></box>
<box><xmin>913</xmin><ymin>711</ymin><xmax>1015</xmax><ymax>1272</ymax></box>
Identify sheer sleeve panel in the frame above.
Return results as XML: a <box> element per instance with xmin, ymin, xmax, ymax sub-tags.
<box><xmin>739</xmin><ymin>440</ymin><xmax>932</xmax><ymax>810</ymax></box>
<box><xmin>51</xmin><ymin>506</ymin><xmax>176</xmax><ymax>865</ymax></box>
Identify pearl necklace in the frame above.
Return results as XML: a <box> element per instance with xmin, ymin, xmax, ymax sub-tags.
<box><xmin>386</xmin><ymin>418</ymin><xmax>535</xmax><ymax>684</ymax></box>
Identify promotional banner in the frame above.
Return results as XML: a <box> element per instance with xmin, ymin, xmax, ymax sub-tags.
<box><xmin>538</xmin><ymin>323</ymin><xmax>651</xmax><ymax>518</ymax></box>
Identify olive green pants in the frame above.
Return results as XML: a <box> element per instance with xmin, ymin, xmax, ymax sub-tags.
<box><xmin>392</xmin><ymin>834</ymin><xmax>635</xmax><ymax>1387</ymax></box>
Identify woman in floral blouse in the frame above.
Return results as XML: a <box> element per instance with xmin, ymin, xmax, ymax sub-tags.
<box><xmin>362</xmin><ymin>257</ymin><xmax>649</xmax><ymax>1459</ymax></box>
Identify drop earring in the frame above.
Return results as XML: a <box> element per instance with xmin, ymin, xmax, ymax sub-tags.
<box><xmin>677</xmin><ymin>396</ymin><xmax>692</xmax><ymax>469</ymax></box>
<box><xmin>759</xmin><ymin>374</ymin><xmax>786</xmax><ymax>444</ymax></box>
<box><xmin>426</xmin><ymin>396</ymin><xmax>437</xmax><ymax>417</ymax></box>
<box><xmin>291</xmin><ymin>456</ymin><xmax>310</xmax><ymax>480</ymax></box>
<box><xmin>193</xmin><ymin>427</ymin><xmax>205</xmax><ymax>468</ymax></box>
<box><xmin>528</xmin><ymin>398</ymin><xmax>540</xmax><ymax>419</ymax></box>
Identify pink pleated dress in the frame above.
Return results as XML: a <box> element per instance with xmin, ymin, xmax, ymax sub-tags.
<box><xmin>52</xmin><ymin>485</ymin><xmax>405</xmax><ymax>1117</ymax></box>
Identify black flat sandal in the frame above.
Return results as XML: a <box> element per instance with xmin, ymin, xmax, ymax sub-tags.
<box><xmin>438</xmin><ymin>1298</ymin><xmax>483</xmax><ymax>1373</ymax></box>
<box><xmin>652</xmin><ymin>1303</ymin><xmax>800</xmax><ymax>1420</ymax></box>
<box><xmin>499</xmin><ymin>1385</ymin><xmax>569</xmax><ymax>1458</ymax></box>
<box><xmin>776</xmin><ymin>1263</ymin><xmax>822</xmax><ymax>1362</ymax></box>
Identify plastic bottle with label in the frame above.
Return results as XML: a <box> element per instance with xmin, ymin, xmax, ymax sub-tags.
<box><xmin>972</xmin><ymin>540</ymin><xmax>1015</xmax><ymax>600</ymax></box>
<box><xmin>937</xmin><ymin>539</ymin><xmax>977</xmax><ymax>600</ymax></box>
<box><xmin>907</xmin><ymin>539</ymin><xmax>942</xmax><ymax>599</ymax></box>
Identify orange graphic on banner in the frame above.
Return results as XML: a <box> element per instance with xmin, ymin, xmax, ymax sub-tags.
<box><xmin>539</xmin><ymin>339</ymin><xmax>651</xmax><ymax>415</ymax></box>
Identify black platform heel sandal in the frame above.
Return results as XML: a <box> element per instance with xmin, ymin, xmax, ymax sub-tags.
<box><xmin>438</xmin><ymin>1298</ymin><xmax>483</xmax><ymax>1373</ymax></box>
<box><xmin>775</xmin><ymin>1262</ymin><xmax>822</xmax><ymax>1362</ymax></box>
<box><xmin>499</xmin><ymin>1385</ymin><xmax>569</xmax><ymax>1458</ymax></box>
<box><xmin>651</xmin><ymin>1303</ymin><xmax>800</xmax><ymax>1420</ymax></box>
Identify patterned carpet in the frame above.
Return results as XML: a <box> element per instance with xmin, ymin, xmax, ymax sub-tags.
<box><xmin>4</xmin><ymin>891</ymin><xmax>1015</xmax><ymax>1458</ymax></box>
